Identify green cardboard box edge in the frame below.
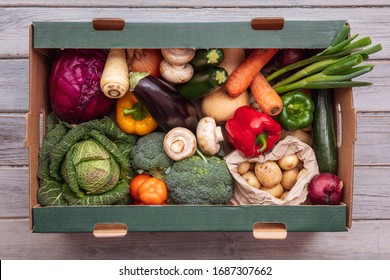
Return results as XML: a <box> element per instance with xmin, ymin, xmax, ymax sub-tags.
<box><xmin>33</xmin><ymin>205</ymin><xmax>347</xmax><ymax>233</ymax></box>
<box><xmin>28</xmin><ymin>19</ymin><xmax>353</xmax><ymax>234</ymax></box>
<box><xmin>32</xmin><ymin>20</ymin><xmax>346</xmax><ymax>49</ymax></box>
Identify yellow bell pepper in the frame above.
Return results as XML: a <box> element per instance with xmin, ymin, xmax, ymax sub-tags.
<box><xmin>116</xmin><ymin>91</ymin><xmax>158</xmax><ymax>136</ymax></box>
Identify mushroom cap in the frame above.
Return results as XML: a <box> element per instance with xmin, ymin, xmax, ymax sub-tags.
<box><xmin>164</xmin><ymin>127</ymin><xmax>197</xmax><ymax>161</ymax></box>
<box><xmin>159</xmin><ymin>59</ymin><xmax>194</xmax><ymax>84</ymax></box>
<box><xmin>161</xmin><ymin>48</ymin><xmax>196</xmax><ymax>65</ymax></box>
<box><xmin>196</xmin><ymin>117</ymin><xmax>224</xmax><ymax>155</ymax></box>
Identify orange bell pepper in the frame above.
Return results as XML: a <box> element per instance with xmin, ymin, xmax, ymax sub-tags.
<box><xmin>116</xmin><ymin>91</ymin><xmax>158</xmax><ymax>136</ymax></box>
<box><xmin>129</xmin><ymin>174</ymin><xmax>152</xmax><ymax>201</ymax></box>
<box><xmin>129</xmin><ymin>174</ymin><xmax>168</xmax><ymax>205</ymax></box>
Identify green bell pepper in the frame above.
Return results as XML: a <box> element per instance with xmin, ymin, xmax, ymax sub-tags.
<box><xmin>278</xmin><ymin>91</ymin><xmax>315</xmax><ymax>131</ymax></box>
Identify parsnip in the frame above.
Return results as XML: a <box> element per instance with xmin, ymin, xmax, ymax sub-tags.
<box><xmin>100</xmin><ymin>49</ymin><xmax>129</xmax><ymax>98</ymax></box>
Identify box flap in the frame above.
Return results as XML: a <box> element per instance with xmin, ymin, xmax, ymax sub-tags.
<box><xmin>32</xmin><ymin>20</ymin><xmax>346</xmax><ymax>49</ymax></box>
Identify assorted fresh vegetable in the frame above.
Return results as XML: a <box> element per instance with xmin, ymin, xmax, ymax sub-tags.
<box><xmin>39</xmin><ymin>24</ymin><xmax>381</xmax><ymax>208</ymax></box>
<box><xmin>201</xmin><ymin>48</ymin><xmax>250</xmax><ymax>123</ymax></box>
<box><xmin>160</xmin><ymin>48</ymin><xmax>196</xmax><ymax>84</ymax></box>
<box><xmin>225</xmin><ymin>48</ymin><xmax>279</xmax><ymax>97</ymax></box>
<box><xmin>129</xmin><ymin>72</ymin><xmax>199</xmax><ymax>133</ymax></box>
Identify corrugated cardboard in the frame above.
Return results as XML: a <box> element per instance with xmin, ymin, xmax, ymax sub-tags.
<box><xmin>27</xmin><ymin>19</ymin><xmax>355</xmax><ymax>235</ymax></box>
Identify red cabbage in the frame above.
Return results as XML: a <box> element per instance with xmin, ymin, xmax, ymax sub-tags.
<box><xmin>49</xmin><ymin>49</ymin><xmax>115</xmax><ymax>124</ymax></box>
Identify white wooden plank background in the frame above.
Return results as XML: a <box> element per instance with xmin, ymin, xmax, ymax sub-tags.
<box><xmin>0</xmin><ymin>0</ymin><xmax>389</xmax><ymax>259</ymax></box>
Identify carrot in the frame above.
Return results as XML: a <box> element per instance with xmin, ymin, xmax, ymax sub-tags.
<box><xmin>250</xmin><ymin>72</ymin><xmax>283</xmax><ymax>116</ymax></box>
<box><xmin>224</xmin><ymin>48</ymin><xmax>278</xmax><ymax>98</ymax></box>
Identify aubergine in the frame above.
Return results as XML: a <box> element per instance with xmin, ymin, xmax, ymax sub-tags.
<box><xmin>129</xmin><ymin>72</ymin><xmax>199</xmax><ymax>133</ymax></box>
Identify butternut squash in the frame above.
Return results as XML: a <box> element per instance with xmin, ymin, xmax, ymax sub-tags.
<box><xmin>201</xmin><ymin>48</ymin><xmax>250</xmax><ymax>124</ymax></box>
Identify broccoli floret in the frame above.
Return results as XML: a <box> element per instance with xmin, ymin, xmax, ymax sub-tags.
<box><xmin>165</xmin><ymin>155</ymin><xmax>234</xmax><ymax>205</ymax></box>
<box><xmin>130</xmin><ymin>132</ymin><xmax>174</xmax><ymax>179</ymax></box>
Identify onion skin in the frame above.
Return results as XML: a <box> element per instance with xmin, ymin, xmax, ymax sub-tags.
<box><xmin>277</xmin><ymin>49</ymin><xmax>306</xmax><ymax>68</ymax></box>
<box><xmin>127</xmin><ymin>49</ymin><xmax>163</xmax><ymax>78</ymax></box>
<box><xmin>308</xmin><ymin>173</ymin><xmax>343</xmax><ymax>205</ymax></box>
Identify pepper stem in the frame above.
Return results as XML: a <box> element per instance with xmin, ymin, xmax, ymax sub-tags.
<box><xmin>286</xmin><ymin>103</ymin><xmax>303</xmax><ymax>118</ymax></box>
<box><xmin>123</xmin><ymin>102</ymin><xmax>148</xmax><ymax>120</ymax></box>
<box><xmin>255</xmin><ymin>132</ymin><xmax>268</xmax><ymax>153</ymax></box>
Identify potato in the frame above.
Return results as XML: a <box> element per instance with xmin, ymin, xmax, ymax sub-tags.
<box><xmin>254</xmin><ymin>161</ymin><xmax>282</xmax><ymax>188</ymax></box>
<box><xmin>277</xmin><ymin>154</ymin><xmax>299</xmax><ymax>170</ymax></box>
<box><xmin>260</xmin><ymin>183</ymin><xmax>284</xmax><ymax>198</ymax></box>
<box><xmin>242</xmin><ymin>171</ymin><xmax>261</xmax><ymax>189</ymax></box>
<box><xmin>280</xmin><ymin>191</ymin><xmax>289</xmax><ymax>200</ymax></box>
<box><xmin>296</xmin><ymin>168</ymin><xmax>308</xmax><ymax>181</ymax></box>
<box><xmin>281</xmin><ymin>168</ymin><xmax>299</xmax><ymax>190</ymax></box>
<box><xmin>237</xmin><ymin>161</ymin><xmax>251</xmax><ymax>175</ymax></box>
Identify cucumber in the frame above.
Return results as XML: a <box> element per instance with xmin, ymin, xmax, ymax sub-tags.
<box><xmin>177</xmin><ymin>66</ymin><xmax>229</xmax><ymax>101</ymax></box>
<box><xmin>190</xmin><ymin>48</ymin><xmax>225</xmax><ymax>70</ymax></box>
<box><xmin>312</xmin><ymin>89</ymin><xmax>338</xmax><ymax>173</ymax></box>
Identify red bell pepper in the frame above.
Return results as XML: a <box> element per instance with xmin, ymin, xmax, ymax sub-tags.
<box><xmin>225</xmin><ymin>106</ymin><xmax>282</xmax><ymax>157</ymax></box>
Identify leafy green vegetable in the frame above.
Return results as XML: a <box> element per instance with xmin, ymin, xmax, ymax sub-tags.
<box><xmin>165</xmin><ymin>155</ymin><xmax>233</xmax><ymax>205</ymax></box>
<box><xmin>37</xmin><ymin>112</ymin><xmax>137</xmax><ymax>206</ymax></box>
<box><xmin>267</xmin><ymin>22</ymin><xmax>382</xmax><ymax>93</ymax></box>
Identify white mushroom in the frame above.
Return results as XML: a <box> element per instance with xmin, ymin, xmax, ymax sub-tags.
<box><xmin>196</xmin><ymin>117</ymin><xmax>224</xmax><ymax>155</ymax></box>
<box><xmin>160</xmin><ymin>48</ymin><xmax>196</xmax><ymax>84</ymax></box>
<box><xmin>164</xmin><ymin>127</ymin><xmax>197</xmax><ymax>161</ymax></box>
<box><xmin>161</xmin><ymin>48</ymin><xmax>196</xmax><ymax>66</ymax></box>
<box><xmin>159</xmin><ymin>59</ymin><xmax>194</xmax><ymax>84</ymax></box>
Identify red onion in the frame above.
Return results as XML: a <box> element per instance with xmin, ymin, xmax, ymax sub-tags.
<box><xmin>308</xmin><ymin>173</ymin><xmax>344</xmax><ymax>205</ymax></box>
<box><xmin>277</xmin><ymin>49</ymin><xmax>306</xmax><ymax>67</ymax></box>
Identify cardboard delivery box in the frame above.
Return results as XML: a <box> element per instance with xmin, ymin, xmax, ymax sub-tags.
<box><xmin>26</xmin><ymin>18</ymin><xmax>355</xmax><ymax>238</ymax></box>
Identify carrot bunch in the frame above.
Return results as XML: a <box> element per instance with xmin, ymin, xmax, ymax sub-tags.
<box><xmin>224</xmin><ymin>48</ymin><xmax>282</xmax><ymax>116</ymax></box>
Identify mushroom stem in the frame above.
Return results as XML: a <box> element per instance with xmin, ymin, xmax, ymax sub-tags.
<box><xmin>169</xmin><ymin>138</ymin><xmax>185</xmax><ymax>153</ymax></box>
<box><xmin>164</xmin><ymin>127</ymin><xmax>197</xmax><ymax>161</ymax></box>
<box><xmin>215</xmin><ymin>126</ymin><xmax>224</xmax><ymax>143</ymax></box>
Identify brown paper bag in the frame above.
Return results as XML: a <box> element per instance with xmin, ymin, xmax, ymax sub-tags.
<box><xmin>225</xmin><ymin>136</ymin><xmax>319</xmax><ymax>205</ymax></box>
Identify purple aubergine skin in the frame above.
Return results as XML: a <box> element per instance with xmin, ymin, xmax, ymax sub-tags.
<box><xmin>132</xmin><ymin>75</ymin><xmax>199</xmax><ymax>133</ymax></box>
